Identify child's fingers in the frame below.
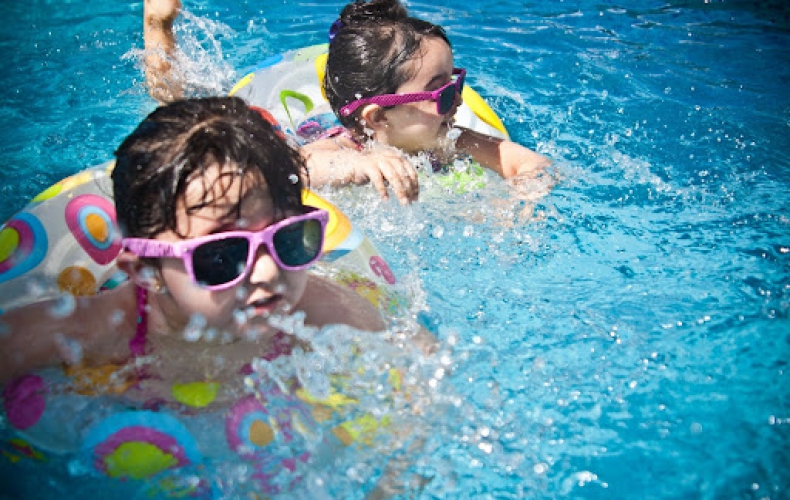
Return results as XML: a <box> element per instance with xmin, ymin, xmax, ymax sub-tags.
<box><xmin>366</xmin><ymin>168</ymin><xmax>390</xmax><ymax>201</ymax></box>
<box><xmin>380</xmin><ymin>159</ymin><xmax>418</xmax><ymax>204</ymax></box>
<box><xmin>397</xmin><ymin>158</ymin><xmax>420</xmax><ymax>199</ymax></box>
<box><xmin>376</xmin><ymin>160</ymin><xmax>408</xmax><ymax>204</ymax></box>
<box><xmin>389</xmin><ymin>156</ymin><xmax>420</xmax><ymax>202</ymax></box>
<box><xmin>357</xmin><ymin>150</ymin><xmax>420</xmax><ymax>203</ymax></box>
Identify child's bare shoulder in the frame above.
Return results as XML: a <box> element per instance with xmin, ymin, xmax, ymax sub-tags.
<box><xmin>301</xmin><ymin>274</ymin><xmax>385</xmax><ymax>332</ymax></box>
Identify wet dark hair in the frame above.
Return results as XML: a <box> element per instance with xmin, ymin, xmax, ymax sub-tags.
<box><xmin>324</xmin><ymin>0</ymin><xmax>450</xmax><ymax>131</ymax></box>
<box><xmin>113</xmin><ymin>96</ymin><xmax>306</xmax><ymax>239</ymax></box>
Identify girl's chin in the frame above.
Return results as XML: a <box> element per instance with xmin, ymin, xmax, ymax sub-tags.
<box><xmin>237</xmin><ymin>316</ymin><xmax>280</xmax><ymax>341</ymax></box>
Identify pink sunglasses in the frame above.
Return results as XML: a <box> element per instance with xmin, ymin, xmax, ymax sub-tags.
<box><xmin>122</xmin><ymin>208</ymin><xmax>328</xmax><ymax>291</ymax></box>
<box><xmin>339</xmin><ymin>68</ymin><xmax>466</xmax><ymax>117</ymax></box>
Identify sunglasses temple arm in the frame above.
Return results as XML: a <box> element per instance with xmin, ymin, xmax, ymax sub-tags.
<box><xmin>123</xmin><ymin>239</ymin><xmax>179</xmax><ymax>258</ymax></box>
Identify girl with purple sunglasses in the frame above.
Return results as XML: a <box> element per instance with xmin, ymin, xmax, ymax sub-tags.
<box><xmin>312</xmin><ymin>0</ymin><xmax>552</xmax><ymax>199</ymax></box>
<box><xmin>0</xmin><ymin>97</ymin><xmax>385</xmax><ymax>386</ymax></box>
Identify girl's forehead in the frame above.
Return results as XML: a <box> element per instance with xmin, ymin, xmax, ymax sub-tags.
<box><xmin>178</xmin><ymin>165</ymin><xmax>272</xmax><ymax>229</ymax></box>
<box><xmin>186</xmin><ymin>164</ymin><xmax>256</xmax><ymax>196</ymax></box>
<box><xmin>401</xmin><ymin>37</ymin><xmax>454</xmax><ymax>85</ymax></box>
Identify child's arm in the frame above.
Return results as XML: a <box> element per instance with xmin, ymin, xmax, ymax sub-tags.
<box><xmin>0</xmin><ymin>285</ymin><xmax>137</xmax><ymax>384</ymax></box>
<box><xmin>455</xmin><ymin>126</ymin><xmax>552</xmax><ymax>180</ymax></box>
<box><xmin>301</xmin><ymin>138</ymin><xmax>420</xmax><ymax>205</ymax></box>
<box><xmin>300</xmin><ymin>275</ymin><xmax>387</xmax><ymax>332</ymax></box>
<box><xmin>143</xmin><ymin>0</ymin><xmax>183</xmax><ymax>103</ymax></box>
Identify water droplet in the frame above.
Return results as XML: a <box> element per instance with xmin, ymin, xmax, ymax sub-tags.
<box><xmin>110</xmin><ymin>309</ymin><xmax>126</xmax><ymax>326</ymax></box>
<box><xmin>55</xmin><ymin>333</ymin><xmax>83</xmax><ymax>364</ymax></box>
<box><xmin>49</xmin><ymin>294</ymin><xmax>76</xmax><ymax>319</ymax></box>
<box><xmin>24</xmin><ymin>276</ymin><xmax>49</xmax><ymax>298</ymax></box>
<box><xmin>139</xmin><ymin>266</ymin><xmax>158</xmax><ymax>282</ymax></box>
<box><xmin>445</xmin><ymin>127</ymin><xmax>462</xmax><ymax>141</ymax></box>
<box><xmin>183</xmin><ymin>314</ymin><xmax>207</xmax><ymax>342</ymax></box>
<box><xmin>203</xmin><ymin>327</ymin><xmax>218</xmax><ymax>342</ymax></box>
<box><xmin>233</xmin><ymin>309</ymin><xmax>248</xmax><ymax>327</ymax></box>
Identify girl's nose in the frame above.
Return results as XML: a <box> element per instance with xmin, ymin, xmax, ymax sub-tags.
<box><xmin>247</xmin><ymin>245</ymin><xmax>281</xmax><ymax>285</ymax></box>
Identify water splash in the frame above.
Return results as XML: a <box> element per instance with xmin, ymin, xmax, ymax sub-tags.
<box><xmin>123</xmin><ymin>10</ymin><xmax>236</xmax><ymax>98</ymax></box>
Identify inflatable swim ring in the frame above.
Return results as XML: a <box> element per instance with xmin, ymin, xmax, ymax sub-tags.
<box><xmin>0</xmin><ymin>161</ymin><xmax>404</xmax><ymax>494</ymax></box>
<box><xmin>229</xmin><ymin>43</ymin><xmax>510</xmax><ymax>142</ymax></box>
<box><xmin>2</xmin><ymin>367</ymin><xmax>400</xmax><ymax>496</ymax></box>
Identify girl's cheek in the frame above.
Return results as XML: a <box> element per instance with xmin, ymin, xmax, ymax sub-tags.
<box><xmin>182</xmin><ymin>289</ymin><xmax>237</xmax><ymax>327</ymax></box>
<box><xmin>281</xmin><ymin>271</ymin><xmax>309</xmax><ymax>309</ymax></box>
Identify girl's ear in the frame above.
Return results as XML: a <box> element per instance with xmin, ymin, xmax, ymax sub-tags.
<box><xmin>117</xmin><ymin>251</ymin><xmax>165</xmax><ymax>292</ymax></box>
<box><xmin>359</xmin><ymin>104</ymin><xmax>388</xmax><ymax>132</ymax></box>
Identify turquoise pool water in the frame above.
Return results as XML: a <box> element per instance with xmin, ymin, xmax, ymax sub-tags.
<box><xmin>1</xmin><ymin>0</ymin><xmax>788</xmax><ymax>498</ymax></box>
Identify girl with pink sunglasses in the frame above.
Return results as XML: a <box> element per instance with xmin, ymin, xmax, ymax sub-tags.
<box><xmin>0</xmin><ymin>97</ymin><xmax>385</xmax><ymax>386</ymax></box>
<box><xmin>312</xmin><ymin>0</ymin><xmax>551</xmax><ymax>198</ymax></box>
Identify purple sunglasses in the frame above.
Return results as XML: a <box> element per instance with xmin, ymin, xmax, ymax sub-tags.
<box><xmin>122</xmin><ymin>208</ymin><xmax>328</xmax><ymax>291</ymax></box>
<box><xmin>339</xmin><ymin>68</ymin><xmax>466</xmax><ymax>117</ymax></box>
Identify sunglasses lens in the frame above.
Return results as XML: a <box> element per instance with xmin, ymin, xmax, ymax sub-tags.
<box><xmin>438</xmin><ymin>85</ymin><xmax>457</xmax><ymax>114</ymax></box>
<box><xmin>273</xmin><ymin>218</ymin><xmax>323</xmax><ymax>268</ymax></box>
<box><xmin>192</xmin><ymin>237</ymin><xmax>249</xmax><ymax>287</ymax></box>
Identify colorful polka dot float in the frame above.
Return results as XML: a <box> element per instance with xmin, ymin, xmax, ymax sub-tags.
<box><xmin>224</xmin><ymin>393</ymin><xmax>317</xmax><ymax>458</ymax></box>
<box><xmin>82</xmin><ymin>411</ymin><xmax>202</xmax><ymax>480</ymax></box>
<box><xmin>2</xmin><ymin>374</ymin><xmax>47</xmax><ymax>430</ymax></box>
<box><xmin>0</xmin><ymin>163</ymin><xmax>121</xmax><ymax>311</ymax></box>
<box><xmin>0</xmin><ymin>213</ymin><xmax>48</xmax><ymax>284</ymax></box>
<box><xmin>64</xmin><ymin>194</ymin><xmax>121</xmax><ymax>265</ymax></box>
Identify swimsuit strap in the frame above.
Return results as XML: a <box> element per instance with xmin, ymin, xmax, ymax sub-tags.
<box><xmin>129</xmin><ymin>286</ymin><xmax>148</xmax><ymax>357</ymax></box>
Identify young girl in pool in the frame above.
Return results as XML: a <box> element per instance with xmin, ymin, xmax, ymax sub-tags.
<box><xmin>0</xmin><ymin>96</ymin><xmax>385</xmax><ymax>387</ymax></box>
<box><xmin>316</xmin><ymin>0</ymin><xmax>550</xmax><ymax>185</ymax></box>
<box><xmin>142</xmin><ymin>0</ymin><xmax>550</xmax><ymax>204</ymax></box>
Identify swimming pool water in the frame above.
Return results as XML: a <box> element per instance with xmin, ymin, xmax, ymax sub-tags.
<box><xmin>1</xmin><ymin>0</ymin><xmax>788</xmax><ymax>498</ymax></box>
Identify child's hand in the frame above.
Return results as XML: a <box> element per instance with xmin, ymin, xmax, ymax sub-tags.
<box><xmin>145</xmin><ymin>0</ymin><xmax>181</xmax><ymax>25</ymax></box>
<box><xmin>504</xmin><ymin>169</ymin><xmax>556</xmax><ymax>221</ymax></box>
<box><xmin>350</xmin><ymin>148</ymin><xmax>419</xmax><ymax>204</ymax></box>
<box><xmin>143</xmin><ymin>0</ymin><xmax>183</xmax><ymax>103</ymax></box>
<box><xmin>303</xmin><ymin>139</ymin><xmax>420</xmax><ymax>204</ymax></box>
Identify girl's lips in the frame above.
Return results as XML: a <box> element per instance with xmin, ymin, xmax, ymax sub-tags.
<box><xmin>245</xmin><ymin>295</ymin><xmax>283</xmax><ymax>318</ymax></box>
